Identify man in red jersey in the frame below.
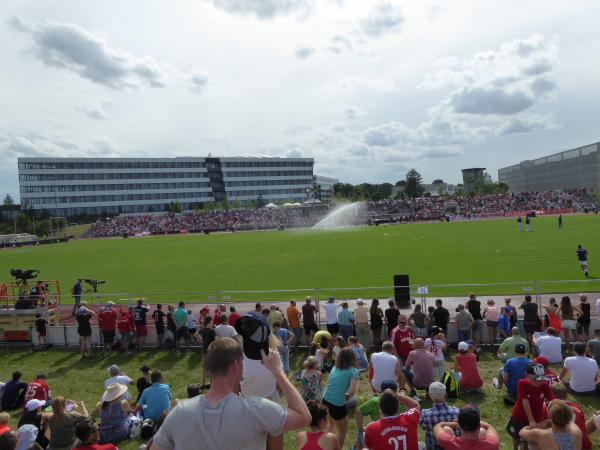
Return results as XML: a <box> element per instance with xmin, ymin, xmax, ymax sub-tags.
<box><xmin>364</xmin><ymin>389</ymin><xmax>421</xmax><ymax>450</ymax></box>
<box><xmin>23</xmin><ymin>374</ymin><xmax>51</xmax><ymax>409</ymax></box>
<box><xmin>549</xmin><ymin>383</ymin><xmax>592</xmax><ymax>450</ymax></box>
<box><xmin>392</xmin><ymin>315</ymin><xmax>414</xmax><ymax>364</ymax></box>
<box><xmin>98</xmin><ymin>301</ymin><xmax>118</xmax><ymax>351</ymax></box>
<box><xmin>506</xmin><ymin>364</ymin><xmax>554</xmax><ymax>450</ymax></box>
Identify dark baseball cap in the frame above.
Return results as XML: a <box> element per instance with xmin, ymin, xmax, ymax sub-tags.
<box><xmin>458</xmin><ymin>405</ymin><xmax>480</xmax><ymax>432</ymax></box>
<box><xmin>515</xmin><ymin>343</ymin><xmax>526</xmax><ymax>354</ymax></box>
<box><xmin>527</xmin><ymin>364</ymin><xmax>548</xmax><ymax>381</ymax></box>
<box><xmin>234</xmin><ymin>314</ymin><xmax>270</xmax><ymax>360</ymax></box>
<box><xmin>380</xmin><ymin>379</ymin><xmax>399</xmax><ymax>392</ymax></box>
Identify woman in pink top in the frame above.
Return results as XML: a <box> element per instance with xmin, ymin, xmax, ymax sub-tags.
<box><xmin>482</xmin><ymin>300</ymin><xmax>500</xmax><ymax>347</ymax></box>
<box><xmin>296</xmin><ymin>400</ymin><xmax>340</xmax><ymax>450</ymax></box>
<box><xmin>454</xmin><ymin>342</ymin><xmax>483</xmax><ymax>391</ymax></box>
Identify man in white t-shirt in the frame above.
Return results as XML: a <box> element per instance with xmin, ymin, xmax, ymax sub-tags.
<box><xmin>323</xmin><ymin>297</ymin><xmax>340</xmax><ymax>335</ymax></box>
<box><xmin>215</xmin><ymin>315</ymin><xmax>238</xmax><ymax>339</ymax></box>
<box><xmin>559</xmin><ymin>342</ymin><xmax>600</xmax><ymax>394</ymax></box>
<box><xmin>533</xmin><ymin>327</ymin><xmax>563</xmax><ymax>364</ymax></box>
<box><xmin>104</xmin><ymin>365</ymin><xmax>134</xmax><ymax>389</ymax></box>
<box><xmin>370</xmin><ymin>341</ymin><xmax>402</xmax><ymax>392</ymax></box>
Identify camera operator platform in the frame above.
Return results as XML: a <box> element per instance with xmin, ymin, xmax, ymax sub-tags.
<box><xmin>0</xmin><ymin>269</ymin><xmax>61</xmax><ymax>343</ymax></box>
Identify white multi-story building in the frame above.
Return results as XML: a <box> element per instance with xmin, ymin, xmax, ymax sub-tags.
<box><xmin>314</xmin><ymin>175</ymin><xmax>338</xmax><ymax>202</ymax></box>
<box><xmin>18</xmin><ymin>156</ymin><xmax>314</xmax><ymax>217</ymax></box>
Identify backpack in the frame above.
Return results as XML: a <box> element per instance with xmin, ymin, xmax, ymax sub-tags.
<box><xmin>140</xmin><ymin>418</ymin><xmax>155</xmax><ymax>440</ymax></box>
<box><xmin>128</xmin><ymin>415</ymin><xmax>142</xmax><ymax>440</ymax></box>
<box><xmin>441</xmin><ymin>371</ymin><xmax>459</xmax><ymax>399</ymax></box>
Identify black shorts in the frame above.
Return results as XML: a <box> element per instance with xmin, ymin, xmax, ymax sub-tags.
<box><xmin>175</xmin><ymin>328</ymin><xmax>190</xmax><ymax>341</ymax></box>
<box><xmin>506</xmin><ymin>417</ymin><xmax>526</xmax><ymax>440</ymax></box>
<box><xmin>102</xmin><ymin>330</ymin><xmax>115</xmax><ymax>343</ymax></box>
<box><xmin>524</xmin><ymin>321</ymin><xmax>538</xmax><ymax>333</ymax></box>
<box><xmin>322</xmin><ymin>398</ymin><xmax>347</xmax><ymax>421</ymax></box>
<box><xmin>304</xmin><ymin>323</ymin><xmax>319</xmax><ymax>335</ymax></box>
<box><xmin>326</xmin><ymin>323</ymin><xmax>340</xmax><ymax>335</ymax></box>
<box><xmin>155</xmin><ymin>324</ymin><xmax>165</xmax><ymax>335</ymax></box>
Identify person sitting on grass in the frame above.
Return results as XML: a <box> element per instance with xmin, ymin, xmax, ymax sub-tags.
<box><xmin>518</xmin><ymin>399</ymin><xmax>582</xmax><ymax>450</ymax></box>
<box><xmin>364</xmin><ymin>389</ymin><xmax>421</xmax><ymax>450</ymax></box>
<box><xmin>433</xmin><ymin>405</ymin><xmax>500</xmax><ymax>450</ymax></box>
<box><xmin>97</xmin><ymin>384</ymin><xmax>131</xmax><ymax>445</ymax></box>
<box><xmin>494</xmin><ymin>343</ymin><xmax>531</xmax><ymax>403</ymax></box>
<box><xmin>533</xmin><ymin>356</ymin><xmax>559</xmax><ymax>384</ymax></box>
<box><xmin>419</xmin><ymin>381</ymin><xmax>460</xmax><ymax>450</ymax></box>
<box><xmin>498</xmin><ymin>327</ymin><xmax>530</xmax><ymax>362</ymax></box>
<box><xmin>558</xmin><ymin>341</ymin><xmax>600</xmax><ymax>395</ymax></box>
<box><xmin>296</xmin><ymin>400</ymin><xmax>340</xmax><ymax>450</ymax></box>
<box><xmin>136</xmin><ymin>366</ymin><xmax>152</xmax><ymax>403</ymax></box>
<box><xmin>73</xmin><ymin>416</ymin><xmax>117</xmax><ymax>450</ymax></box>
<box><xmin>1</xmin><ymin>371</ymin><xmax>28</xmax><ymax>410</ymax></box>
<box><xmin>347</xmin><ymin>336</ymin><xmax>369</xmax><ymax>371</ymax></box>
<box><xmin>137</xmin><ymin>370</ymin><xmax>172</xmax><ymax>422</ymax></box>
<box><xmin>18</xmin><ymin>399</ymin><xmax>49</xmax><ymax>449</ymax></box>
<box><xmin>549</xmin><ymin>382</ymin><xmax>592</xmax><ymax>450</ymax></box>
<box><xmin>403</xmin><ymin>338</ymin><xmax>435</xmax><ymax>398</ymax></box>
<box><xmin>47</xmin><ymin>396</ymin><xmax>89</xmax><ymax>450</ymax></box>
<box><xmin>300</xmin><ymin>356</ymin><xmax>323</xmax><ymax>403</ymax></box>
<box><xmin>0</xmin><ymin>412</ymin><xmax>11</xmax><ymax>437</ymax></box>
<box><xmin>354</xmin><ymin>380</ymin><xmax>406</xmax><ymax>449</ymax></box>
<box><xmin>506</xmin><ymin>364</ymin><xmax>554</xmax><ymax>450</ymax></box>
<box><xmin>532</xmin><ymin>327</ymin><xmax>563</xmax><ymax>364</ymax></box>
<box><xmin>370</xmin><ymin>341</ymin><xmax>402</xmax><ymax>393</ymax></box>
<box><xmin>454</xmin><ymin>341</ymin><xmax>483</xmax><ymax>392</ymax></box>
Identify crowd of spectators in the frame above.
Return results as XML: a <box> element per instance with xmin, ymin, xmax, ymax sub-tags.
<box><xmin>85</xmin><ymin>190</ymin><xmax>590</xmax><ymax>238</ymax></box>
<box><xmin>3</xmin><ymin>292</ymin><xmax>600</xmax><ymax>450</ymax></box>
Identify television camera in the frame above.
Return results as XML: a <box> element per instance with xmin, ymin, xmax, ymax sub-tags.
<box><xmin>83</xmin><ymin>279</ymin><xmax>106</xmax><ymax>293</ymax></box>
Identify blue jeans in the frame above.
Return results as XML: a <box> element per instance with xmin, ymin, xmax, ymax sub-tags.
<box><xmin>340</xmin><ymin>324</ymin><xmax>353</xmax><ymax>341</ymax></box>
<box><xmin>279</xmin><ymin>346</ymin><xmax>290</xmax><ymax>374</ymax></box>
<box><xmin>457</xmin><ymin>329</ymin><xmax>470</xmax><ymax>342</ymax></box>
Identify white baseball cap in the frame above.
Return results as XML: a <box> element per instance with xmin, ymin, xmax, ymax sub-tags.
<box><xmin>458</xmin><ymin>341</ymin><xmax>469</xmax><ymax>352</ymax></box>
<box><xmin>25</xmin><ymin>399</ymin><xmax>45</xmax><ymax>412</ymax></box>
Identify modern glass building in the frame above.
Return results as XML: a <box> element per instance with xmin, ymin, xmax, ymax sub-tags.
<box><xmin>18</xmin><ymin>156</ymin><xmax>314</xmax><ymax>217</ymax></box>
<box><xmin>498</xmin><ymin>142</ymin><xmax>600</xmax><ymax>192</ymax></box>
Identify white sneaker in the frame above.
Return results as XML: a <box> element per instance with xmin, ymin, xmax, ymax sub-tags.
<box><xmin>492</xmin><ymin>377</ymin><xmax>499</xmax><ymax>389</ymax></box>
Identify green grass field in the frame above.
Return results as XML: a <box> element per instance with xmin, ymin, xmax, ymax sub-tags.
<box><xmin>1</xmin><ymin>215</ymin><xmax>599</xmax><ymax>303</ymax></box>
<box><xmin>1</xmin><ymin>348</ymin><xmax>599</xmax><ymax>450</ymax></box>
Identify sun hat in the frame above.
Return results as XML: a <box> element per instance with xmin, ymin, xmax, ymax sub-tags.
<box><xmin>457</xmin><ymin>341</ymin><xmax>469</xmax><ymax>352</ymax></box>
<box><xmin>25</xmin><ymin>399</ymin><xmax>45</xmax><ymax>412</ymax></box>
<box><xmin>16</xmin><ymin>424</ymin><xmax>39</xmax><ymax>450</ymax></box>
<box><xmin>527</xmin><ymin>364</ymin><xmax>548</xmax><ymax>381</ymax></box>
<box><xmin>102</xmin><ymin>384</ymin><xmax>128</xmax><ymax>402</ymax></box>
<box><xmin>428</xmin><ymin>381</ymin><xmax>447</xmax><ymax>399</ymax></box>
<box><xmin>234</xmin><ymin>314</ymin><xmax>270</xmax><ymax>360</ymax></box>
<box><xmin>458</xmin><ymin>405</ymin><xmax>480</xmax><ymax>431</ymax></box>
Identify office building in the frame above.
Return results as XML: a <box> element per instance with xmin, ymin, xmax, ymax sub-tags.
<box><xmin>498</xmin><ymin>142</ymin><xmax>600</xmax><ymax>192</ymax></box>
<box><xmin>18</xmin><ymin>156</ymin><xmax>314</xmax><ymax>217</ymax></box>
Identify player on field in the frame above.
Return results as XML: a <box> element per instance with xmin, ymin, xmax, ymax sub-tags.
<box><xmin>577</xmin><ymin>244</ymin><xmax>589</xmax><ymax>278</ymax></box>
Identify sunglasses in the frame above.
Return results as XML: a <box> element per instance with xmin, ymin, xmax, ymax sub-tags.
<box><xmin>399</xmin><ymin>321</ymin><xmax>408</xmax><ymax>324</ymax></box>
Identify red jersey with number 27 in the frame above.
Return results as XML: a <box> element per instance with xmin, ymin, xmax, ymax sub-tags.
<box><xmin>365</xmin><ymin>407</ymin><xmax>420</xmax><ymax>450</ymax></box>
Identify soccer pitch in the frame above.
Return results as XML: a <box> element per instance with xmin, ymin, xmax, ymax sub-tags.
<box><xmin>1</xmin><ymin>215</ymin><xmax>598</xmax><ymax>303</ymax></box>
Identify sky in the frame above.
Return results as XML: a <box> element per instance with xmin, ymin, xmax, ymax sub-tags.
<box><xmin>1</xmin><ymin>0</ymin><xmax>600</xmax><ymax>201</ymax></box>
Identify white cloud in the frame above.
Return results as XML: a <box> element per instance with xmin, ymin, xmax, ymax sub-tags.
<box><xmin>496</xmin><ymin>114</ymin><xmax>557</xmax><ymax>135</ymax></box>
<box><xmin>450</xmin><ymin>86</ymin><xmax>534</xmax><ymax>115</ymax></box>
<box><xmin>331</xmin><ymin>76</ymin><xmax>396</xmax><ymax>93</ymax></box>
<box><xmin>295</xmin><ymin>46</ymin><xmax>316</xmax><ymax>59</ymax></box>
<box><xmin>189</xmin><ymin>69</ymin><xmax>210</xmax><ymax>92</ymax></box>
<box><xmin>10</xmin><ymin>16</ymin><xmax>209</xmax><ymax>93</ymax></box>
<box><xmin>211</xmin><ymin>0</ymin><xmax>312</xmax><ymax>19</ymax></box>
<box><xmin>360</xmin><ymin>1</ymin><xmax>404</xmax><ymax>38</ymax></box>
<box><xmin>78</xmin><ymin>104</ymin><xmax>108</xmax><ymax>120</ymax></box>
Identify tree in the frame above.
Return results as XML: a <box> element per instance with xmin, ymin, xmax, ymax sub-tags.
<box><xmin>16</xmin><ymin>213</ymin><xmax>32</xmax><ymax>233</ymax></box>
<box><xmin>167</xmin><ymin>202</ymin><xmax>182</xmax><ymax>214</ymax></box>
<box><xmin>2</xmin><ymin>194</ymin><xmax>14</xmax><ymax>205</ymax></box>
<box><xmin>405</xmin><ymin>169</ymin><xmax>424</xmax><ymax>198</ymax></box>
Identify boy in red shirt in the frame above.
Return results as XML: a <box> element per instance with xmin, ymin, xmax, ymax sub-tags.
<box><xmin>117</xmin><ymin>307</ymin><xmax>135</xmax><ymax>352</ymax></box>
<box><xmin>506</xmin><ymin>364</ymin><xmax>554</xmax><ymax>450</ymax></box>
<box><xmin>23</xmin><ymin>374</ymin><xmax>51</xmax><ymax>409</ymax></box>
<box><xmin>364</xmin><ymin>389</ymin><xmax>421</xmax><ymax>450</ymax></box>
